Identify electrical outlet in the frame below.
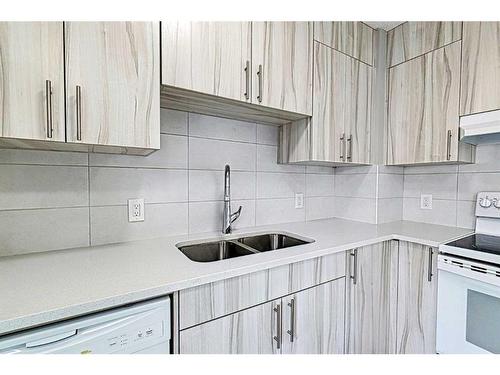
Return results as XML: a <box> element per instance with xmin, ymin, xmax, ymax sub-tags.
<box><xmin>295</xmin><ymin>193</ymin><xmax>304</xmax><ymax>209</ymax></box>
<box><xmin>420</xmin><ymin>194</ymin><xmax>433</xmax><ymax>210</ymax></box>
<box><xmin>128</xmin><ymin>198</ymin><xmax>145</xmax><ymax>222</ymax></box>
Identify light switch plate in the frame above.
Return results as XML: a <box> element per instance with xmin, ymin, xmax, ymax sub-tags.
<box><xmin>295</xmin><ymin>193</ymin><xmax>304</xmax><ymax>209</ymax></box>
<box><xmin>128</xmin><ymin>198</ymin><xmax>145</xmax><ymax>222</ymax></box>
<box><xmin>420</xmin><ymin>194</ymin><xmax>432</xmax><ymax>210</ymax></box>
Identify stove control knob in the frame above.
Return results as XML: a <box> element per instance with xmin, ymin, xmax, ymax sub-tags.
<box><xmin>480</xmin><ymin>197</ymin><xmax>493</xmax><ymax>208</ymax></box>
<box><xmin>494</xmin><ymin>198</ymin><xmax>500</xmax><ymax>209</ymax></box>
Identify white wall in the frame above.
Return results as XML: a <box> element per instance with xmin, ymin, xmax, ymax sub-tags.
<box><xmin>0</xmin><ymin>109</ymin><xmax>335</xmax><ymax>257</ymax></box>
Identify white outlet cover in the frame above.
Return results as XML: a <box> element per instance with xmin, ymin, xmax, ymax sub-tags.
<box><xmin>128</xmin><ymin>198</ymin><xmax>145</xmax><ymax>222</ymax></box>
<box><xmin>420</xmin><ymin>194</ymin><xmax>433</xmax><ymax>210</ymax></box>
<box><xmin>295</xmin><ymin>193</ymin><xmax>304</xmax><ymax>209</ymax></box>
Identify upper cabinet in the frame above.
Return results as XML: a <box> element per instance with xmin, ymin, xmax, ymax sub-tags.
<box><xmin>460</xmin><ymin>22</ymin><xmax>500</xmax><ymax>116</ymax></box>
<box><xmin>252</xmin><ymin>22</ymin><xmax>313</xmax><ymax>115</ymax></box>
<box><xmin>161</xmin><ymin>22</ymin><xmax>251</xmax><ymax>102</ymax></box>
<box><xmin>387</xmin><ymin>22</ymin><xmax>462</xmax><ymax>67</ymax></box>
<box><xmin>0</xmin><ymin>22</ymin><xmax>65</xmax><ymax>142</ymax></box>
<box><xmin>65</xmin><ymin>22</ymin><xmax>160</xmax><ymax>150</ymax></box>
<box><xmin>0</xmin><ymin>21</ymin><xmax>160</xmax><ymax>155</ymax></box>
<box><xmin>160</xmin><ymin>21</ymin><xmax>313</xmax><ymax>124</ymax></box>
<box><xmin>314</xmin><ymin>21</ymin><xmax>373</xmax><ymax>65</ymax></box>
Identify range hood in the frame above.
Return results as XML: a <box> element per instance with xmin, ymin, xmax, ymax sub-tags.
<box><xmin>460</xmin><ymin>109</ymin><xmax>500</xmax><ymax>145</ymax></box>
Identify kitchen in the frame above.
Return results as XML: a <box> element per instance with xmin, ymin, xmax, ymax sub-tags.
<box><xmin>1</xmin><ymin>1</ymin><xmax>500</xmax><ymax>372</ymax></box>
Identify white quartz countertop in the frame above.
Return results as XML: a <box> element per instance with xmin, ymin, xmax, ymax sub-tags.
<box><xmin>0</xmin><ymin>218</ymin><xmax>473</xmax><ymax>336</ymax></box>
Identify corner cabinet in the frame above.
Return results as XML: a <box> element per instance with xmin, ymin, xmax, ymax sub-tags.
<box><xmin>387</xmin><ymin>41</ymin><xmax>474</xmax><ymax>165</ymax></box>
<box><xmin>0</xmin><ymin>21</ymin><xmax>160</xmax><ymax>155</ymax></box>
<box><xmin>460</xmin><ymin>22</ymin><xmax>500</xmax><ymax>116</ymax></box>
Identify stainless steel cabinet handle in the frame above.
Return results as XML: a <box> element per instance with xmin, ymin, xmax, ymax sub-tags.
<box><xmin>446</xmin><ymin>130</ymin><xmax>452</xmax><ymax>161</ymax></box>
<box><xmin>350</xmin><ymin>249</ymin><xmax>358</xmax><ymax>285</ymax></box>
<box><xmin>76</xmin><ymin>85</ymin><xmax>82</xmax><ymax>141</ymax></box>
<box><xmin>273</xmin><ymin>303</ymin><xmax>282</xmax><ymax>350</ymax></box>
<box><xmin>347</xmin><ymin>134</ymin><xmax>353</xmax><ymax>162</ymax></box>
<box><xmin>45</xmin><ymin>80</ymin><xmax>53</xmax><ymax>139</ymax></box>
<box><xmin>256</xmin><ymin>64</ymin><xmax>263</xmax><ymax>103</ymax></box>
<box><xmin>340</xmin><ymin>133</ymin><xmax>345</xmax><ymax>160</ymax></box>
<box><xmin>286</xmin><ymin>298</ymin><xmax>295</xmax><ymax>342</ymax></box>
<box><xmin>244</xmin><ymin>60</ymin><xmax>250</xmax><ymax>100</ymax></box>
<box><xmin>427</xmin><ymin>248</ymin><xmax>433</xmax><ymax>282</ymax></box>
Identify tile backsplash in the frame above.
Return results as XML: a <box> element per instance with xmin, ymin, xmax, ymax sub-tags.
<box><xmin>0</xmin><ymin>109</ymin><xmax>335</xmax><ymax>257</ymax></box>
<box><xmin>403</xmin><ymin>143</ymin><xmax>500</xmax><ymax>229</ymax></box>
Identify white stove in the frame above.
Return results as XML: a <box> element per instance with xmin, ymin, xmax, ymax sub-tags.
<box><xmin>437</xmin><ymin>192</ymin><xmax>500</xmax><ymax>354</ymax></box>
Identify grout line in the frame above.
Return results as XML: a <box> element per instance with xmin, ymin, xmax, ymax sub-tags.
<box><xmin>187</xmin><ymin>113</ymin><xmax>190</xmax><ymax>234</ymax></box>
<box><xmin>87</xmin><ymin>153</ymin><xmax>91</xmax><ymax>246</ymax></box>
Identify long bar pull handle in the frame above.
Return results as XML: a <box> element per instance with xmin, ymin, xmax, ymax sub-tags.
<box><xmin>76</xmin><ymin>85</ymin><xmax>82</xmax><ymax>141</ymax></box>
<box><xmin>340</xmin><ymin>133</ymin><xmax>345</xmax><ymax>160</ymax></box>
<box><xmin>244</xmin><ymin>60</ymin><xmax>250</xmax><ymax>100</ymax></box>
<box><xmin>256</xmin><ymin>64</ymin><xmax>263</xmax><ymax>103</ymax></box>
<box><xmin>286</xmin><ymin>298</ymin><xmax>295</xmax><ymax>342</ymax></box>
<box><xmin>273</xmin><ymin>303</ymin><xmax>282</xmax><ymax>350</ymax></box>
<box><xmin>427</xmin><ymin>248</ymin><xmax>433</xmax><ymax>282</ymax></box>
<box><xmin>45</xmin><ymin>80</ymin><xmax>53</xmax><ymax>139</ymax></box>
<box><xmin>350</xmin><ymin>249</ymin><xmax>358</xmax><ymax>285</ymax></box>
<box><xmin>446</xmin><ymin>130</ymin><xmax>452</xmax><ymax>161</ymax></box>
<box><xmin>347</xmin><ymin>134</ymin><xmax>353</xmax><ymax>161</ymax></box>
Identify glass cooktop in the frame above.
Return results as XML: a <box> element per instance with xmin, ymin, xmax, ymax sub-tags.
<box><xmin>446</xmin><ymin>234</ymin><xmax>500</xmax><ymax>256</ymax></box>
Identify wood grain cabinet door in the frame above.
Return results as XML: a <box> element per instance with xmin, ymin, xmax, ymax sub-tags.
<box><xmin>252</xmin><ymin>22</ymin><xmax>313</xmax><ymax>115</ymax></box>
<box><xmin>282</xmin><ymin>278</ymin><xmax>345</xmax><ymax>354</ymax></box>
<box><xmin>387</xmin><ymin>41</ymin><xmax>460</xmax><ymax>165</ymax></box>
<box><xmin>346</xmin><ymin>242</ymin><xmax>399</xmax><ymax>354</ymax></box>
<box><xmin>179</xmin><ymin>300</ymin><xmax>279</xmax><ymax>354</ymax></box>
<box><xmin>0</xmin><ymin>22</ymin><xmax>65</xmax><ymax>142</ymax></box>
<box><xmin>161</xmin><ymin>22</ymin><xmax>252</xmax><ymax>102</ymax></box>
<box><xmin>65</xmin><ymin>22</ymin><xmax>160</xmax><ymax>149</ymax></box>
<box><xmin>461</xmin><ymin>22</ymin><xmax>500</xmax><ymax>116</ymax></box>
<box><xmin>396</xmin><ymin>242</ymin><xmax>438</xmax><ymax>354</ymax></box>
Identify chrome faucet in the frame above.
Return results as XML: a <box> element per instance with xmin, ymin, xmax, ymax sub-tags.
<box><xmin>222</xmin><ymin>164</ymin><xmax>242</xmax><ymax>234</ymax></box>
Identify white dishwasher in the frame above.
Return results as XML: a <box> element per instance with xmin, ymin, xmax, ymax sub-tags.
<box><xmin>0</xmin><ymin>296</ymin><xmax>171</xmax><ymax>354</ymax></box>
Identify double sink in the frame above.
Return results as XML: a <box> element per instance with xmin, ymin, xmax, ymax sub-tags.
<box><xmin>177</xmin><ymin>233</ymin><xmax>314</xmax><ymax>262</ymax></box>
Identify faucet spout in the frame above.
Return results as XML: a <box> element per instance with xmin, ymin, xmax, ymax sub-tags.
<box><xmin>222</xmin><ymin>164</ymin><xmax>242</xmax><ymax>234</ymax></box>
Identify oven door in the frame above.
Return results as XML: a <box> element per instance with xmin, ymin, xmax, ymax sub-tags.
<box><xmin>436</xmin><ymin>256</ymin><xmax>500</xmax><ymax>354</ymax></box>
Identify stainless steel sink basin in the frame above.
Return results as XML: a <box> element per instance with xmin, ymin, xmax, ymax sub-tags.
<box><xmin>177</xmin><ymin>240</ymin><xmax>257</xmax><ymax>262</ymax></box>
<box><xmin>177</xmin><ymin>232</ymin><xmax>314</xmax><ymax>262</ymax></box>
<box><xmin>237</xmin><ymin>233</ymin><xmax>312</xmax><ymax>252</ymax></box>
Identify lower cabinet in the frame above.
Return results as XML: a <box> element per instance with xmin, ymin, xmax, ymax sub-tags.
<box><xmin>345</xmin><ymin>241</ymin><xmax>399</xmax><ymax>354</ymax></box>
<box><xmin>396</xmin><ymin>241</ymin><xmax>438</xmax><ymax>354</ymax></box>
<box><xmin>179</xmin><ymin>278</ymin><xmax>346</xmax><ymax>354</ymax></box>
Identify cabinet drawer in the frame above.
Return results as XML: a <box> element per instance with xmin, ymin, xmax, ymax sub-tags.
<box><xmin>179</xmin><ymin>251</ymin><xmax>346</xmax><ymax>329</ymax></box>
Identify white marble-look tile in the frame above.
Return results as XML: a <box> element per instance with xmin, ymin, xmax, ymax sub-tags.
<box><xmin>0</xmin><ymin>149</ymin><xmax>88</xmax><ymax>166</ymax></box>
<box><xmin>189</xmin><ymin>137</ymin><xmax>256</xmax><ymax>171</ymax></box>
<box><xmin>403</xmin><ymin>173</ymin><xmax>457</xmax><ymax>200</ymax></box>
<box><xmin>256</xmin><ymin>124</ymin><xmax>279</xmax><ymax>145</ymax></box>
<box><xmin>189</xmin><ymin>170</ymin><xmax>255</xmax><ymax>202</ymax></box>
<box><xmin>306</xmin><ymin>174</ymin><xmax>335</xmax><ymax>197</ymax></box>
<box><xmin>189</xmin><ymin>113</ymin><xmax>256</xmax><ymax>143</ymax></box>
<box><xmin>334</xmin><ymin>166</ymin><xmax>378</xmax><ymax>174</ymax></box>
<box><xmin>160</xmin><ymin>108</ymin><xmax>188</xmax><ymax>135</ymax></box>
<box><xmin>378</xmin><ymin>173</ymin><xmax>404</xmax><ymax>199</ymax></box>
<box><xmin>305</xmin><ymin>166</ymin><xmax>334</xmax><ymax>175</ymax></box>
<box><xmin>458</xmin><ymin>172</ymin><xmax>500</xmax><ymax>201</ymax></box>
<box><xmin>459</xmin><ymin>143</ymin><xmax>500</xmax><ymax>173</ymax></box>
<box><xmin>256</xmin><ymin>172</ymin><xmax>305</xmax><ymax>199</ymax></box>
<box><xmin>255</xmin><ymin>198</ymin><xmax>305</xmax><ymax>225</ymax></box>
<box><xmin>90</xmin><ymin>168</ymin><xmax>187</xmax><ymax>206</ymax></box>
<box><xmin>402</xmin><ymin>198</ymin><xmax>457</xmax><ymax>227</ymax></box>
<box><xmin>89</xmin><ymin>134</ymin><xmax>187</xmax><ymax>169</ymax></box>
<box><xmin>0</xmin><ymin>207</ymin><xmax>89</xmax><ymax>256</ymax></box>
<box><xmin>256</xmin><ymin>145</ymin><xmax>305</xmax><ymax>173</ymax></box>
<box><xmin>378</xmin><ymin>166</ymin><xmax>404</xmax><ymax>174</ymax></box>
<box><xmin>377</xmin><ymin>198</ymin><xmax>403</xmax><ymax>224</ymax></box>
<box><xmin>404</xmin><ymin>165</ymin><xmax>458</xmax><ymax>174</ymax></box>
<box><xmin>0</xmin><ymin>165</ymin><xmax>88</xmax><ymax>210</ymax></box>
<box><xmin>333</xmin><ymin>197</ymin><xmax>377</xmax><ymax>224</ymax></box>
<box><xmin>456</xmin><ymin>200</ymin><xmax>476</xmax><ymax>229</ymax></box>
<box><xmin>188</xmin><ymin>200</ymin><xmax>256</xmax><ymax>234</ymax></box>
<box><xmin>334</xmin><ymin>173</ymin><xmax>377</xmax><ymax>198</ymax></box>
<box><xmin>305</xmin><ymin>196</ymin><xmax>335</xmax><ymax>220</ymax></box>
<box><xmin>90</xmin><ymin>203</ymin><xmax>188</xmax><ymax>246</ymax></box>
